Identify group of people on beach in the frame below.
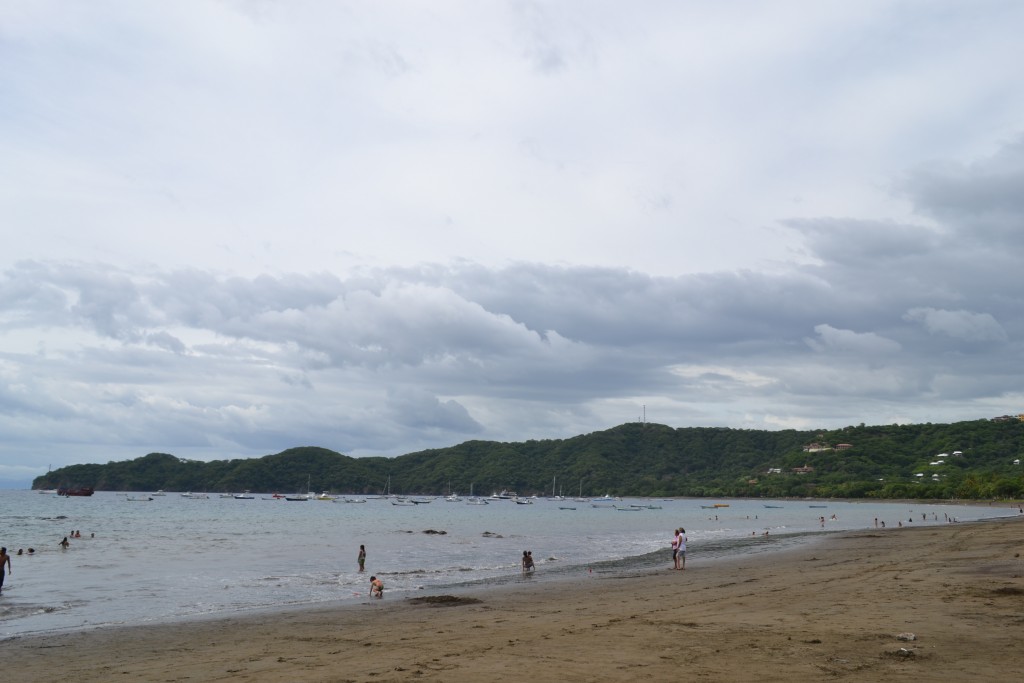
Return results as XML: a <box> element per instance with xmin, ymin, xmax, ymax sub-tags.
<box><xmin>1</xmin><ymin>531</ymin><xmax>88</xmax><ymax>595</ymax></box>
<box><xmin>358</xmin><ymin>545</ymin><xmax>385</xmax><ymax>598</ymax></box>
<box><xmin>356</xmin><ymin>544</ymin><xmax>384</xmax><ymax>598</ymax></box>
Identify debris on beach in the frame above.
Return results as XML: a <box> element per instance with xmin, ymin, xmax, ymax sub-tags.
<box><xmin>896</xmin><ymin>632</ymin><xmax>917</xmax><ymax>641</ymax></box>
<box><xmin>408</xmin><ymin>595</ymin><xmax>482</xmax><ymax>607</ymax></box>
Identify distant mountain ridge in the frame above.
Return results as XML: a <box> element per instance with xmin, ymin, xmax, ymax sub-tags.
<box><xmin>31</xmin><ymin>419</ymin><xmax>1024</xmax><ymax>499</ymax></box>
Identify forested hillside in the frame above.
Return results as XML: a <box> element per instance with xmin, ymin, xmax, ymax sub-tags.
<box><xmin>32</xmin><ymin>419</ymin><xmax>1024</xmax><ymax>499</ymax></box>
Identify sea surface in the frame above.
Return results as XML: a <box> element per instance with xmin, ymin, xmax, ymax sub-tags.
<box><xmin>1</xmin><ymin>489</ymin><xmax>1017</xmax><ymax>639</ymax></box>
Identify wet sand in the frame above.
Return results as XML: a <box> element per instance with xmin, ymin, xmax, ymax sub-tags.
<box><xmin>6</xmin><ymin>516</ymin><xmax>1024</xmax><ymax>682</ymax></box>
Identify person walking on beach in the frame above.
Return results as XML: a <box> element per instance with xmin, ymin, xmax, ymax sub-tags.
<box><xmin>358</xmin><ymin>545</ymin><xmax>366</xmax><ymax>572</ymax></box>
<box><xmin>671</xmin><ymin>528</ymin><xmax>680</xmax><ymax>569</ymax></box>
<box><xmin>0</xmin><ymin>547</ymin><xmax>11</xmax><ymax>595</ymax></box>
<box><xmin>369</xmin><ymin>576</ymin><xmax>383</xmax><ymax>599</ymax></box>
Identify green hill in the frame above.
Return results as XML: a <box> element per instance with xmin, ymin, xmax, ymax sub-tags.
<box><xmin>31</xmin><ymin>419</ymin><xmax>1024</xmax><ymax>499</ymax></box>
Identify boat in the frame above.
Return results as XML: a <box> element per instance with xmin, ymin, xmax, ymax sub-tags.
<box><xmin>125</xmin><ymin>496</ymin><xmax>153</xmax><ymax>502</ymax></box>
<box><xmin>391</xmin><ymin>499</ymin><xmax>416</xmax><ymax>506</ymax></box>
<box><xmin>234</xmin><ymin>493</ymin><xmax>255</xmax><ymax>500</ymax></box>
<box><xmin>592</xmin><ymin>494</ymin><xmax>621</xmax><ymax>502</ymax></box>
<box><xmin>151</xmin><ymin>490</ymin><xmax>166</xmax><ymax>496</ymax></box>
<box><xmin>410</xmin><ymin>498</ymin><xmax>433</xmax><ymax>504</ymax></box>
<box><xmin>443</xmin><ymin>481</ymin><xmax>462</xmax><ymax>502</ymax></box>
<box><xmin>464</xmin><ymin>485</ymin><xmax>487</xmax><ymax>505</ymax></box>
<box><xmin>514</xmin><ymin>498</ymin><xmax>533</xmax><ymax>505</ymax></box>
<box><xmin>57</xmin><ymin>487</ymin><xmax>95</xmax><ymax>497</ymax></box>
<box><xmin>334</xmin><ymin>497</ymin><xmax>366</xmax><ymax>503</ymax></box>
<box><xmin>316</xmin><ymin>492</ymin><xmax>338</xmax><ymax>501</ymax></box>
<box><xmin>763</xmin><ymin>504</ymin><xmax>783</xmax><ymax>509</ymax></box>
<box><xmin>558</xmin><ymin>506</ymin><xmax>576</xmax><ymax>510</ymax></box>
<box><xmin>809</xmin><ymin>505</ymin><xmax>828</xmax><ymax>508</ymax></box>
<box><xmin>547</xmin><ymin>475</ymin><xmax>564</xmax><ymax>501</ymax></box>
<box><xmin>713</xmin><ymin>503</ymin><xmax>730</xmax><ymax>508</ymax></box>
<box><xmin>37</xmin><ymin>488</ymin><xmax>58</xmax><ymax>495</ymax></box>
<box><xmin>614</xmin><ymin>505</ymin><xmax>640</xmax><ymax>511</ymax></box>
<box><xmin>285</xmin><ymin>476</ymin><xmax>314</xmax><ymax>501</ymax></box>
<box><xmin>489</xmin><ymin>490</ymin><xmax>516</xmax><ymax>500</ymax></box>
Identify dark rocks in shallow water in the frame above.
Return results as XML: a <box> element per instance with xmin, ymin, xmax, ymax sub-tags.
<box><xmin>481</xmin><ymin>531</ymin><xmax>503</xmax><ymax>538</ymax></box>
<box><xmin>423</xmin><ymin>529</ymin><xmax>447</xmax><ymax>535</ymax></box>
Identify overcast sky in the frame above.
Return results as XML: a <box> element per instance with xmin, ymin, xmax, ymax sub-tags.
<box><xmin>2</xmin><ymin>1</ymin><xmax>1024</xmax><ymax>487</ymax></box>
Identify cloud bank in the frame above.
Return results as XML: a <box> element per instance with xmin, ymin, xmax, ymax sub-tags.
<box><xmin>2</xmin><ymin>2</ymin><xmax>1023</xmax><ymax>484</ymax></box>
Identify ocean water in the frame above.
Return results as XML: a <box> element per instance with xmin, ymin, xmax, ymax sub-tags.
<box><xmin>0</xmin><ymin>489</ymin><xmax>1017</xmax><ymax>639</ymax></box>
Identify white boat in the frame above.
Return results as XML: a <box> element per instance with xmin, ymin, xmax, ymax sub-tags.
<box><xmin>546</xmin><ymin>475</ymin><xmax>564</xmax><ymax>501</ymax></box>
<box><xmin>233</xmin><ymin>493</ymin><xmax>255</xmax><ymax>500</ymax></box>
<box><xmin>286</xmin><ymin>476</ymin><xmax>314</xmax><ymax>501</ymax></box>
<box><xmin>151</xmin><ymin>490</ymin><xmax>166</xmax><ymax>496</ymax></box>
<box><xmin>489</xmin><ymin>490</ymin><xmax>516</xmax><ymax>500</ymax></box>
<box><xmin>465</xmin><ymin>484</ymin><xmax>488</xmax><ymax>505</ymax></box>
<box><xmin>592</xmin><ymin>494</ymin><xmax>621</xmax><ymax>502</ymax></box>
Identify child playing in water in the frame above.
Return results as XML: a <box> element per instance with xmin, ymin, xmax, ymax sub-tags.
<box><xmin>369</xmin><ymin>576</ymin><xmax>383</xmax><ymax>598</ymax></box>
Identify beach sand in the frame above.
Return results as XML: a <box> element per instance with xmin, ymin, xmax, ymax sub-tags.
<box><xmin>6</xmin><ymin>516</ymin><xmax>1024</xmax><ymax>682</ymax></box>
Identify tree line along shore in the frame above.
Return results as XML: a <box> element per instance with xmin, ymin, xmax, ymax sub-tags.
<box><xmin>34</xmin><ymin>418</ymin><xmax>1024</xmax><ymax>499</ymax></box>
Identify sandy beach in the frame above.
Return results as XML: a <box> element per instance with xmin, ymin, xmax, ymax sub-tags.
<box><xmin>6</xmin><ymin>515</ymin><xmax>1023</xmax><ymax>682</ymax></box>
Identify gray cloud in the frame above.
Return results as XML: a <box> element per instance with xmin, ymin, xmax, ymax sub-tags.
<box><xmin>903</xmin><ymin>307</ymin><xmax>1008</xmax><ymax>343</ymax></box>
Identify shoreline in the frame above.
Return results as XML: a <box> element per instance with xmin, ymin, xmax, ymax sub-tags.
<box><xmin>7</xmin><ymin>515</ymin><xmax>1024</xmax><ymax>682</ymax></box>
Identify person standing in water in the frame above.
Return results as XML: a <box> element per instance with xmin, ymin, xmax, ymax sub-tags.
<box><xmin>0</xmin><ymin>547</ymin><xmax>11</xmax><ymax>595</ymax></box>
<box><xmin>358</xmin><ymin>545</ymin><xmax>366</xmax><ymax>572</ymax></box>
<box><xmin>522</xmin><ymin>550</ymin><xmax>535</xmax><ymax>572</ymax></box>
